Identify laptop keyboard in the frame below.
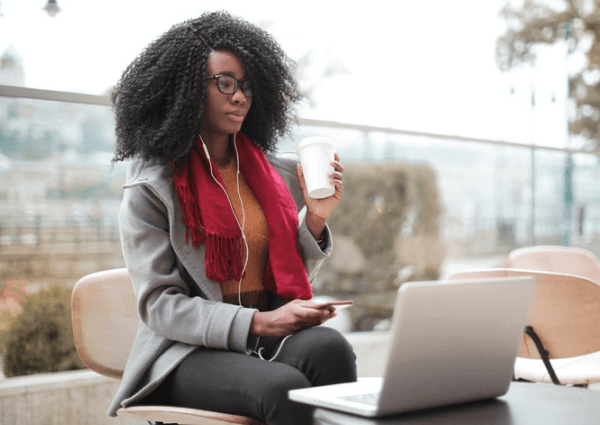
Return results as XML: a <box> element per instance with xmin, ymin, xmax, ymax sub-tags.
<box><xmin>341</xmin><ymin>392</ymin><xmax>380</xmax><ymax>406</ymax></box>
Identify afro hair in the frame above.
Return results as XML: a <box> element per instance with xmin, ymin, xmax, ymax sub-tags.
<box><xmin>112</xmin><ymin>10</ymin><xmax>301</xmax><ymax>164</ymax></box>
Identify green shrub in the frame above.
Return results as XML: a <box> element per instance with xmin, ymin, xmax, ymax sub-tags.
<box><xmin>316</xmin><ymin>161</ymin><xmax>443</xmax><ymax>330</ymax></box>
<box><xmin>1</xmin><ymin>284</ymin><xmax>86</xmax><ymax>377</ymax></box>
<box><xmin>319</xmin><ymin>161</ymin><xmax>443</xmax><ymax>293</ymax></box>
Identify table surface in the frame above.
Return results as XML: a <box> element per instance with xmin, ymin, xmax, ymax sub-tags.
<box><xmin>313</xmin><ymin>382</ymin><xmax>600</xmax><ymax>425</ymax></box>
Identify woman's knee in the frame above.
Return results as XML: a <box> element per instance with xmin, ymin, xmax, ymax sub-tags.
<box><xmin>284</xmin><ymin>327</ymin><xmax>357</xmax><ymax>385</ymax></box>
<box><xmin>263</xmin><ymin>366</ymin><xmax>311</xmax><ymax>400</ymax></box>
<box><xmin>304</xmin><ymin>327</ymin><xmax>356</xmax><ymax>362</ymax></box>
<box><xmin>258</xmin><ymin>366</ymin><xmax>313</xmax><ymax>424</ymax></box>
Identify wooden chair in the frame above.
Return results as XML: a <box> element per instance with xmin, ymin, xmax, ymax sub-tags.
<box><xmin>448</xmin><ymin>268</ymin><xmax>600</xmax><ymax>387</ymax></box>
<box><xmin>503</xmin><ymin>245</ymin><xmax>600</xmax><ymax>285</ymax></box>
<box><xmin>71</xmin><ymin>268</ymin><xmax>262</xmax><ymax>425</ymax></box>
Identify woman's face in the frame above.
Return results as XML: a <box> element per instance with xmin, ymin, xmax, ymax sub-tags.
<box><xmin>201</xmin><ymin>50</ymin><xmax>252</xmax><ymax>140</ymax></box>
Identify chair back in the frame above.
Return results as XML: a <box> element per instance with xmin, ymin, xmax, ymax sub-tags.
<box><xmin>448</xmin><ymin>268</ymin><xmax>600</xmax><ymax>359</ymax></box>
<box><xmin>72</xmin><ymin>268</ymin><xmax>138</xmax><ymax>379</ymax></box>
<box><xmin>503</xmin><ymin>245</ymin><xmax>600</xmax><ymax>285</ymax></box>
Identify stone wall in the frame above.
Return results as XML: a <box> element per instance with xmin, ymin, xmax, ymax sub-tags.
<box><xmin>0</xmin><ymin>369</ymin><xmax>132</xmax><ymax>425</ymax></box>
<box><xmin>0</xmin><ymin>242</ymin><xmax>125</xmax><ymax>291</ymax></box>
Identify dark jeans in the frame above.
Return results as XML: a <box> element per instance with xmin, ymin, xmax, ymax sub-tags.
<box><xmin>142</xmin><ymin>326</ymin><xmax>357</xmax><ymax>425</ymax></box>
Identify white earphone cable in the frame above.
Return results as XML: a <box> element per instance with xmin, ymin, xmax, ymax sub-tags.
<box><xmin>255</xmin><ymin>335</ymin><xmax>293</xmax><ymax>362</ymax></box>
<box><xmin>199</xmin><ymin>133</ymin><xmax>249</xmax><ymax>307</ymax></box>
<box><xmin>200</xmin><ymin>133</ymin><xmax>292</xmax><ymax>363</ymax></box>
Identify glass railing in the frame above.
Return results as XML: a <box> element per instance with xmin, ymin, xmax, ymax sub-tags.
<box><xmin>2</xmin><ymin>84</ymin><xmax>600</xmax><ymax>331</ymax></box>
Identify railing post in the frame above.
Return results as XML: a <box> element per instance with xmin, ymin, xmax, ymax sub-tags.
<box><xmin>35</xmin><ymin>215</ymin><xmax>41</xmax><ymax>246</ymax></box>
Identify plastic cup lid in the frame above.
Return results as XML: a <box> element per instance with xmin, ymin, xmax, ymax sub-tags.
<box><xmin>296</xmin><ymin>137</ymin><xmax>336</xmax><ymax>152</ymax></box>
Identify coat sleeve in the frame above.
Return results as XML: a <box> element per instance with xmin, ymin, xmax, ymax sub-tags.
<box><xmin>119</xmin><ymin>182</ymin><xmax>256</xmax><ymax>354</ymax></box>
<box><xmin>297</xmin><ymin>206</ymin><xmax>332</xmax><ymax>282</ymax></box>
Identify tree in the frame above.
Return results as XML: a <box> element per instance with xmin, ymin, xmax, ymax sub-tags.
<box><xmin>496</xmin><ymin>0</ymin><xmax>600</xmax><ymax>153</ymax></box>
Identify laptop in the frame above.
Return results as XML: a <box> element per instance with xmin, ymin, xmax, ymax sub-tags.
<box><xmin>289</xmin><ymin>276</ymin><xmax>535</xmax><ymax>417</ymax></box>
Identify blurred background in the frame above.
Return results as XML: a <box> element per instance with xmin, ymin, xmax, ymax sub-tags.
<box><xmin>1</xmin><ymin>0</ymin><xmax>599</xmax><ymax>377</ymax></box>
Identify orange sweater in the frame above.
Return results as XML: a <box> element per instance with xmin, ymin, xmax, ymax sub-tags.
<box><xmin>218</xmin><ymin>161</ymin><xmax>269</xmax><ymax>310</ymax></box>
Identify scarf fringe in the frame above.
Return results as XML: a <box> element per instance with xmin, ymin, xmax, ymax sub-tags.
<box><xmin>204</xmin><ymin>232</ymin><xmax>244</xmax><ymax>283</ymax></box>
<box><xmin>170</xmin><ymin>133</ymin><xmax>312</xmax><ymax>299</ymax></box>
<box><xmin>174</xmin><ymin>180</ymin><xmax>244</xmax><ymax>282</ymax></box>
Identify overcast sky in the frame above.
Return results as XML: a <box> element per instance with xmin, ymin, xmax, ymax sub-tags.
<box><xmin>0</xmin><ymin>0</ymin><xmax>574</xmax><ymax>147</ymax></box>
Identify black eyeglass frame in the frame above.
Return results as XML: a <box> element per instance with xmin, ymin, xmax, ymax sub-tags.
<box><xmin>208</xmin><ymin>74</ymin><xmax>252</xmax><ymax>97</ymax></box>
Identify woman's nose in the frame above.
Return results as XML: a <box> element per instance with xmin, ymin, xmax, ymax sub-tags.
<box><xmin>231</xmin><ymin>86</ymin><xmax>249</xmax><ymax>103</ymax></box>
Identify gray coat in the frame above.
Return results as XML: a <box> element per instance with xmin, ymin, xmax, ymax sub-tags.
<box><xmin>108</xmin><ymin>151</ymin><xmax>332</xmax><ymax>416</ymax></box>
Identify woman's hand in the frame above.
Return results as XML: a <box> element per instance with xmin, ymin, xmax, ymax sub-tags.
<box><xmin>249</xmin><ymin>300</ymin><xmax>337</xmax><ymax>337</ymax></box>
<box><xmin>296</xmin><ymin>153</ymin><xmax>344</xmax><ymax>241</ymax></box>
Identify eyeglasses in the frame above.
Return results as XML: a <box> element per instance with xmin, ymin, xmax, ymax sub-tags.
<box><xmin>208</xmin><ymin>74</ymin><xmax>252</xmax><ymax>98</ymax></box>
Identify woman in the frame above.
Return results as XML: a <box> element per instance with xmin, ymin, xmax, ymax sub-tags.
<box><xmin>108</xmin><ymin>10</ymin><xmax>356</xmax><ymax>425</ymax></box>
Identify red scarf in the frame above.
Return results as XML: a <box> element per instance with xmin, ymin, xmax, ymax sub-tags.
<box><xmin>170</xmin><ymin>133</ymin><xmax>312</xmax><ymax>301</ymax></box>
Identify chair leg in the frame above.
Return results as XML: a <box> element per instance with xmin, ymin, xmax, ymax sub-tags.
<box><xmin>524</xmin><ymin>326</ymin><xmax>562</xmax><ymax>385</ymax></box>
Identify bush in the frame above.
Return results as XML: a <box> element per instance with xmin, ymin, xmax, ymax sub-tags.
<box><xmin>1</xmin><ymin>284</ymin><xmax>86</xmax><ymax>377</ymax></box>
<box><xmin>316</xmin><ymin>160</ymin><xmax>443</xmax><ymax>330</ymax></box>
<box><xmin>318</xmin><ymin>160</ymin><xmax>443</xmax><ymax>293</ymax></box>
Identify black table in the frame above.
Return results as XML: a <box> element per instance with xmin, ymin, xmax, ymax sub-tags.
<box><xmin>313</xmin><ymin>382</ymin><xmax>600</xmax><ymax>424</ymax></box>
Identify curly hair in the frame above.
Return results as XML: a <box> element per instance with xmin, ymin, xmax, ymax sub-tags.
<box><xmin>112</xmin><ymin>10</ymin><xmax>301</xmax><ymax>163</ymax></box>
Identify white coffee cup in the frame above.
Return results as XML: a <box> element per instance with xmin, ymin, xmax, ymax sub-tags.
<box><xmin>296</xmin><ymin>137</ymin><xmax>336</xmax><ymax>199</ymax></box>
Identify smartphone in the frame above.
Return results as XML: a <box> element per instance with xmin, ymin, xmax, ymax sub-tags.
<box><xmin>313</xmin><ymin>300</ymin><xmax>353</xmax><ymax>310</ymax></box>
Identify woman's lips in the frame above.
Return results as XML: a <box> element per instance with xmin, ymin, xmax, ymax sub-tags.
<box><xmin>227</xmin><ymin>111</ymin><xmax>246</xmax><ymax>121</ymax></box>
